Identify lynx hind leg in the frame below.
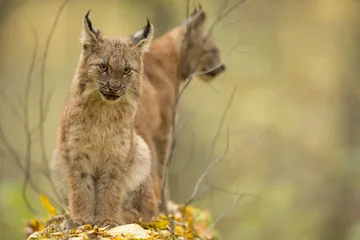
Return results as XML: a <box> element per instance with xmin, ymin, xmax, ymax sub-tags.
<box><xmin>50</xmin><ymin>149</ymin><xmax>69</xmax><ymax>207</ymax></box>
<box><xmin>122</xmin><ymin>180</ymin><xmax>157</xmax><ymax>223</ymax></box>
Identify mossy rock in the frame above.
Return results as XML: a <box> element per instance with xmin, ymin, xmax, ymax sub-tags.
<box><xmin>26</xmin><ymin>202</ymin><xmax>219</xmax><ymax>240</ymax></box>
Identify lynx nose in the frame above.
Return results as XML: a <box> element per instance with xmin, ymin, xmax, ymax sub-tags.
<box><xmin>107</xmin><ymin>82</ymin><xmax>119</xmax><ymax>93</ymax></box>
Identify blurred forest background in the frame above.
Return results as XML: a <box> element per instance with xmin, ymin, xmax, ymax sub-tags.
<box><xmin>0</xmin><ymin>0</ymin><xmax>360</xmax><ymax>239</ymax></box>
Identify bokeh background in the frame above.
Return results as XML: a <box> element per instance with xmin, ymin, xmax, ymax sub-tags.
<box><xmin>1</xmin><ymin>0</ymin><xmax>360</xmax><ymax>239</ymax></box>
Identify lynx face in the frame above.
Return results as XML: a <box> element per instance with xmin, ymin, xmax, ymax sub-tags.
<box><xmin>183</xmin><ymin>8</ymin><xmax>225</xmax><ymax>82</ymax></box>
<box><xmin>78</xmin><ymin>11</ymin><xmax>153</xmax><ymax>102</ymax></box>
<box><xmin>198</xmin><ymin>36</ymin><xmax>225</xmax><ymax>82</ymax></box>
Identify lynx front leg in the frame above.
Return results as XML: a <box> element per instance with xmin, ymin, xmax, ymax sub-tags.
<box><xmin>67</xmin><ymin>157</ymin><xmax>96</xmax><ymax>228</ymax></box>
<box><xmin>94</xmin><ymin>168</ymin><xmax>125</xmax><ymax>227</ymax></box>
<box><xmin>139</xmin><ymin>176</ymin><xmax>158</xmax><ymax>221</ymax></box>
<box><xmin>155</xmin><ymin>131</ymin><xmax>172</xmax><ymax>212</ymax></box>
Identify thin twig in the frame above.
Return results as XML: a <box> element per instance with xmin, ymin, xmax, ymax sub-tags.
<box><xmin>235</xmin><ymin>125</ymin><xmax>274</xmax><ymax>152</ymax></box>
<box><xmin>0</xmin><ymin>93</ymin><xmax>23</xmax><ymax>122</ymax></box>
<box><xmin>211</xmin><ymin>186</ymin><xmax>262</xmax><ymax>201</ymax></box>
<box><xmin>186</xmin><ymin>127</ymin><xmax>230</xmax><ymax>206</ymax></box>
<box><xmin>22</xmin><ymin>27</ymin><xmax>38</xmax><ymax>216</ymax></box>
<box><xmin>160</xmin><ymin>1</ymin><xmax>251</xmax><ymax>236</ymax></box>
<box><xmin>219</xmin><ymin>18</ymin><xmax>245</xmax><ymax>28</ymax></box>
<box><xmin>39</xmin><ymin>0</ymin><xmax>69</xmax><ymax>174</ymax></box>
<box><xmin>0</xmin><ymin>125</ymin><xmax>64</xmax><ymax>211</ymax></box>
<box><xmin>192</xmin><ymin>0</ymin><xmax>249</xmax><ymax>74</ymax></box>
<box><xmin>38</xmin><ymin>0</ymin><xmax>69</xmax><ymax>205</ymax></box>
<box><xmin>209</xmin><ymin>86</ymin><xmax>238</xmax><ymax>157</ymax></box>
<box><xmin>211</xmin><ymin>188</ymin><xmax>243</xmax><ymax>227</ymax></box>
<box><xmin>205</xmin><ymin>82</ymin><xmax>220</xmax><ymax>94</ymax></box>
<box><xmin>0</xmin><ymin>1</ymin><xmax>70</xmax><ymax>211</ymax></box>
<box><xmin>183</xmin><ymin>124</ymin><xmax>271</xmax><ymax>215</ymax></box>
<box><xmin>181</xmin><ymin>130</ymin><xmax>196</xmax><ymax>173</ymax></box>
<box><xmin>181</xmin><ymin>179</ymin><xmax>212</xmax><ymax>239</ymax></box>
<box><xmin>159</xmin><ymin>2</ymin><xmax>192</xmax><ymax>235</ymax></box>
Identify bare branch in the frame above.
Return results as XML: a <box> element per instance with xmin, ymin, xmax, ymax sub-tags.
<box><xmin>219</xmin><ymin>0</ymin><xmax>250</xmax><ymax>22</ymax></box>
<box><xmin>211</xmin><ymin>188</ymin><xmax>243</xmax><ymax>227</ymax></box>
<box><xmin>0</xmin><ymin>93</ymin><xmax>23</xmax><ymax>122</ymax></box>
<box><xmin>181</xmin><ymin>130</ymin><xmax>196</xmax><ymax>174</ymax></box>
<box><xmin>205</xmin><ymin>82</ymin><xmax>220</xmax><ymax>94</ymax></box>
<box><xmin>22</xmin><ymin>26</ymin><xmax>38</xmax><ymax>216</ymax></box>
<box><xmin>184</xmin><ymin>0</ymin><xmax>249</xmax><ymax>85</ymax></box>
<box><xmin>0</xmin><ymin>125</ymin><xmax>61</xmax><ymax>209</ymax></box>
<box><xmin>160</xmin><ymin>1</ymin><xmax>251</xmax><ymax>235</ymax></box>
<box><xmin>39</xmin><ymin>0</ymin><xmax>69</xmax><ymax>172</ymax></box>
<box><xmin>211</xmin><ymin>186</ymin><xmax>262</xmax><ymax>201</ymax></box>
<box><xmin>193</xmin><ymin>178</ymin><xmax>213</xmax><ymax>203</ymax></box>
<box><xmin>35</xmin><ymin>0</ymin><xmax>70</xmax><ymax>206</ymax></box>
<box><xmin>186</xmin><ymin>126</ymin><xmax>231</xmax><ymax>206</ymax></box>
<box><xmin>209</xmin><ymin>86</ymin><xmax>237</xmax><ymax>157</ymax></box>
<box><xmin>235</xmin><ymin>125</ymin><xmax>275</xmax><ymax>152</ymax></box>
<box><xmin>186</xmin><ymin>86</ymin><xmax>237</xmax><ymax>205</ymax></box>
<box><xmin>218</xmin><ymin>18</ymin><xmax>245</xmax><ymax>28</ymax></box>
<box><xmin>158</xmin><ymin>1</ymin><xmax>193</xmax><ymax>232</ymax></box>
<box><xmin>217</xmin><ymin>0</ymin><xmax>231</xmax><ymax>19</ymax></box>
<box><xmin>161</xmin><ymin>36</ymin><xmax>242</xmax><ymax>233</ymax></box>
<box><xmin>0</xmin><ymin>0</ymin><xmax>71</xmax><ymax>212</ymax></box>
<box><xmin>185</xmin><ymin>123</ymin><xmax>272</xmax><ymax>206</ymax></box>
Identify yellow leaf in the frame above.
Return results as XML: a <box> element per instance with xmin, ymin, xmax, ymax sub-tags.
<box><xmin>28</xmin><ymin>218</ymin><xmax>45</xmax><ymax>231</ymax></box>
<box><xmin>39</xmin><ymin>194</ymin><xmax>57</xmax><ymax>216</ymax></box>
<box><xmin>141</xmin><ymin>219</ymin><xmax>170</xmax><ymax>230</ymax></box>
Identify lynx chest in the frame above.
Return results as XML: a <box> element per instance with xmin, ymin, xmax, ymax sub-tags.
<box><xmin>66</xmin><ymin>105</ymin><xmax>133</xmax><ymax>163</ymax></box>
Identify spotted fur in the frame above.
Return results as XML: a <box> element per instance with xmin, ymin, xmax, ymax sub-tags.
<box><xmin>50</xmin><ymin>11</ymin><xmax>157</xmax><ymax>228</ymax></box>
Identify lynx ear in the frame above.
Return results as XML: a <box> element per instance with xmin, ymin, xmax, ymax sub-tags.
<box><xmin>131</xmin><ymin>18</ymin><xmax>154</xmax><ymax>52</ymax></box>
<box><xmin>187</xmin><ymin>9</ymin><xmax>206</xmax><ymax>30</ymax></box>
<box><xmin>81</xmin><ymin>10</ymin><xmax>100</xmax><ymax>45</ymax></box>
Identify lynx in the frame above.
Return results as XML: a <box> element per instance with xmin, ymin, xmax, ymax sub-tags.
<box><xmin>50</xmin><ymin>11</ymin><xmax>157</xmax><ymax>228</ymax></box>
<box><xmin>135</xmin><ymin>7</ymin><xmax>226</xmax><ymax>204</ymax></box>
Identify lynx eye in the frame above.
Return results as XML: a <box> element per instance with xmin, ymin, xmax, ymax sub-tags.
<box><xmin>123</xmin><ymin>66</ymin><xmax>132</xmax><ymax>75</ymax></box>
<box><xmin>98</xmin><ymin>64</ymin><xmax>108</xmax><ymax>72</ymax></box>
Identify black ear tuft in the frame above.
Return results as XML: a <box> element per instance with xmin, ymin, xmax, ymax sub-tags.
<box><xmin>131</xmin><ymin>17</ymin><xmax>154</xmax><ymax>52</ymax></box>
<box><xmin>84</xmin><ymin>9</ymin><xmax>93</xmax><ymax>32</ymax></box>
<box><xmin>190</xmin><ymin>7</ymin><xmax>198</xmax><ymax>16</ymax></box>
<box><xmin>131</xmin><ymin>17</ymin><xmax>152</xmax><ymax>45</ymax></box>
<box><xmin>81</xmin><ymin>9</ymin><xmax>100</xmax><ymax>45</ymax></box>
<box><xmin>143</xmin><ymin>17</ymin><xmax>151</xmax><ymax>39</ymax></box>
<box><xmin>85</xmin><ymin>9</ymin><xmax>91</xmax><ymax>19</ymax></box>
<box><xmin>186</xmin><ymin>9</ymin><xmax>206</xmax><ymax>29</ymax></box>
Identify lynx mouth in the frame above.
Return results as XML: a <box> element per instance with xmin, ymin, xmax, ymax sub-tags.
<box><xmin>100</xmin><ymin>91</ymin><xmax>121</xmax><ymax>101</ymax></box>
<box><xmin>204</xmin><ymin>64</ymin><xmax>226</xmax><ymax>77</ymax></box>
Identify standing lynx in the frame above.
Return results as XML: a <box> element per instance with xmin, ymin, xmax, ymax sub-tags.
<box><xmin>50</xmin><ymin>11</ymin><xmax>157</xmax><ymax>228</ymax></box>
<box><xmin>135</xmin><ymin>7</ymin><xmax>226</xmax><ymax>205</ymax></box>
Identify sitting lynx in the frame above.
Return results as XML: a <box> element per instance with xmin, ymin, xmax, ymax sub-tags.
<box><xmin>50</xmin><ymin>11</ymin><xmax>157</xmax><ymax>228</ymax></box>
<box><xmin>135</xmin><ymin>7</ymin><xmax>226</xmax><ymax>204</ymax></box>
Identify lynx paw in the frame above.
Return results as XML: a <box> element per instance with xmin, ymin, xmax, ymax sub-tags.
<box><xmin>94</xmin><ymin>218</ymin><xmax>124</xmax><ymax>228</ymax></box>
<box><xmin>62</xmin><ymin>218</ymin><xmax>91</xmax><ymax>230</ymax></box>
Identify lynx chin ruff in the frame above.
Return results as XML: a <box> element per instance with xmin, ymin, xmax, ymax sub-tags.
<box><xmin>50</xmin><ymin>11</ymin><xmax>157</xmax><ymax>229</ymax></box>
